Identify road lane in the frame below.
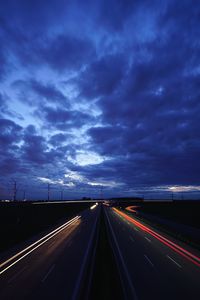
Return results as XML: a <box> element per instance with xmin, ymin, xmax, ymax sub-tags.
<box><xmin>115</xmin><ymin>207</ymin><xmax>200</xmax><ymax>267</ymax></box>
<box><xmin>0</xmin><ymin>205</ymin><xmax>100</xmax><ymax>300</ymax></box>
<box><xmin>0</xmin><ymin>215</ymin><xmax>81</xmax><ymax>275</ymax></box>
<box><xmin>105</xmin><ymin>206</ymin><xmax>200</xmax><ymax>300</ymax></box>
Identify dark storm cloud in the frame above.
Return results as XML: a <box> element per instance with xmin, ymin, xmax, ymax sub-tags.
<box><xmin>21</xmin><ymin>126</ymin><xmax>58</xmax><ymax>165</ymax></box>
<box><xmin>39</xmin><ymin>34</ymin><xmax>95</xmax><ymax>72</ymax></box>
<box><xmin>13</xmin><ymin>79</ymin><xmax>68</xmax><ymax>105</ymax></box>
<box><xmin>0</xmin><ymin>118</ymin><xmax>22</xmax><ymax>150</ymax></box>
<box><xmin>0</xmin><ymin>48</ymin><xmax>7</xmax><ymax>81</ymax></box>
<box><xmin>88</xmin><ymin>126</ymin><xmax>127</xmax><ymax>156</ymax></box>
<box><xmin>1</xmin><ymin>0</ymin><xmax>200</xmax><ymax>199</ymax></box>
<box><xmin>0</xmin><ymin>17</ymin><xmax>12</xmax><ymax>81</ymax></box>
<box><xmin>0</xmin><ymin>1</ymin><xmax>95</xmax><ymax>75</ymax></box>
<box><xmin>0</xmin><ymin>119</ymin><xmax>23</xmax><ymax>176</ymax></box>
<box><xmin>86</xmin><ymin>8</ymin><xmax>200</xmax><ymax>186</ymax></box>
<box><xmin>29</xmin><ymin>80</ymin><xmax>67</xmax><ymax>104</ymax></box>
<box><xmin>39</xmin><ymin>106</ymin><xmax>95</xmax><ymax>130</ymax></box>
<box><xmin>49</xmin><ymin>133</ymin><xmax>73</xmax><ymax>147</ymax></box>
<box><xmin>0</xmin><ymin>94</ymin><xmax>8</xmax><ymax>116</ymax></box>
<box><xmin>0</xmin><ymin>0</ymin><xmax>65</xmax><ymax>30</ymax></box>
<box><xmin>22</xmin><ymin>135</ymin><xmax>48</xmax><ymax>164</ymax></box>
<box><xmin>0</xmin><ymin>121</ymin><xmax>63</xmax><ymax>179</ymax></box>
<box><xmin>77</xmin><ymin>54</ymin><xmax>126</xmax><ymax>98</ymax></box>
<box><xmin>0</xmin><ymin>157</ymin><xmax>21</xmax><ymax>175</ymax></box>
<box><xmin>96</xmin><ymin>0</ymin><xmax>141</xmax><ymax>31</ymax></box>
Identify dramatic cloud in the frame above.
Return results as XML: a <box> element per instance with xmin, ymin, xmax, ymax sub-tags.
<box><xmin>77</xmin><ymin>54</ymin><xmax>126</xmax><ymax>98</ymax></box>
<box><xmin>0</xmin><ymin>119</ymin><xmax>22</xmax><ymax>149</ymax></box>
<box><xmin>39</xmin><ymin>106</ymin><xmax>95</xmax><ymax>130</ymax></box>
<box><xmin>39</xmin><ymin>34</ymin><xmax>95</xmax><ymax>72</ymax></box>
<box><xmin>0</xmin><ymin>0</ymin><xmax>200</xmax><ymax>200</ymax></box>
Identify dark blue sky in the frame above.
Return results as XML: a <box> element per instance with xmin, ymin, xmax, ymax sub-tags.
<box><xmin>0</xmin><ymin>0</ymin><xmax>200</xmax><ymax>200</ymax></box>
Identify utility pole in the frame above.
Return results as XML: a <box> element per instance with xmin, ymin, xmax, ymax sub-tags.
<box><xmin>60</xmin><ymin>189</ymin><xmax>63</xmax><ymax>201</ymax></box>
<box><xmin>47</xmin><ymin>183</ymin><xmax>50</xmax><ymax>201</ymax></box>
<box><xmin>13</xmin><ymin>180</ymin><xmax>17</xmax><ymax>201</ymax></box>
<box><xmin>23</xmin><ymin>190</ymin><xmax>26</xmax><ymax>201</ymax></box>
<box><xmin>100</xmin><ymin>187</ymin><xmax>103</xmax><ymax>200</ymax></box>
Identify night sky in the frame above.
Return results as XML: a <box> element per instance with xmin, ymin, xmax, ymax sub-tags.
<box><xmin>0</xmin><ymin>1</ymin><xmax>200</xmax><ymax>200</ymax></box>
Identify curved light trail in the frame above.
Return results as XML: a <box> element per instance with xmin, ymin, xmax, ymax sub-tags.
<box><xmin>125</xmin><ymin>206</ymin><xmax>139</xmax><ymax>213</ymax></box>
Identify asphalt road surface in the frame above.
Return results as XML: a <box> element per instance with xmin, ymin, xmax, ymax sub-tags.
<box><xmin>104</xmin><ymin>206</ymin><xmax>200</xmax><ymax>300</ymax></box>
<box><xmin>1</xmin><ymin>203</ymin><xmax>200</xmax><ymax>300</ymax></box>
<box><xmin>0</xmin><ymin>204</ymin><xmax>100</xmax><ymax>300</ymax></box>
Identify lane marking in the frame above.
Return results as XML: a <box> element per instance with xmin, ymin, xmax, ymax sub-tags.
<box><xmin>166</xmin><ymin>255</ymin><xmax>182</xmax><ymax>268</ymax></box>
<box><xmin>105</xmin><ymin>209</ymin><xmax>139</xmax><ymax>300</ymax></box>
<box><xmin>145</xmin><ymin>237</ymin><xmax>152</xmax><ymax>243</ymax></box>
<box><xmin>71</xmin><ymin>208</ymin><xmax>100</xmax><ymax>300</ymax></box>
<box><xmin>0</xmin><ymin>215</ymin><xmax>79</xmax><ymax>270</ymax></box>
<box><xmin>0</xmin><ymin>216</ymin><xmax>80</xmax><ymax>275</ymax></box>
<box><xmin>8</xmin><ymin>266</ymin><xmax>28</xmax><ymax>283</ymax></box>
<box><xmin>134</xmin><ymin>227</ymin><xmax>139</xmax><ymax>232</ymax></box>
<box><xmin>113</xmin><ymin>208</ymin><xmax>200</xmax><ymax>267</ymax></box>
<box><xmin>129</xmin><ymin>236</ymin><xmax>135</xmax><ymax>243</ymax></box>
<box><xmin>42</xmin><ymin>264</ymin><xmax>55</xmax><ymax>282</ymax></box>
<box><xmin>144</xmin><ymin>255</ymin><xmax>154</xmax><ymax>267</ymax></box>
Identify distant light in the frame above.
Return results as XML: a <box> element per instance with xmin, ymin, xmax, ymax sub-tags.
<box><xmin>90</xmin><ymin>204</ymin><xmax>97</xmax><ymax>210</ymax></box>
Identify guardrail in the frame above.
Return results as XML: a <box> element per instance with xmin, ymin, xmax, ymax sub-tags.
<box><xmin>104</xmin><ymin>207</ymin><xmax>138</xmax><ymax>300</ymax></box>
<box><xmin>72</xmin><ymin>205</ymin><xmax>101</xmax><ymax>300</ymax></box>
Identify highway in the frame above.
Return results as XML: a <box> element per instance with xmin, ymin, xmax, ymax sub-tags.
<box><xmin>104</xmin><ymin>206</ymin><xmax>200</xmax><ymax>300</ymax></box>
<box><xmin>0</xmin><ymin>203</ymin><xmax>200</xmax><ymax>300</ymax></box>
<box><xmin>0</xmin><ymin>204</ymin><xmax>100</xmax><ymax>300</ymax></box>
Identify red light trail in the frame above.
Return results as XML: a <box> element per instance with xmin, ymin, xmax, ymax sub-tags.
<box><xmin>125</xmin><ymin>206</ymin><xmax>139</xmax><ymax>213</ymax></box>
<box><xmin>113</xmin><ymin>208</ymin><xmax>200</xmax><ymax>268</ymax></box>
